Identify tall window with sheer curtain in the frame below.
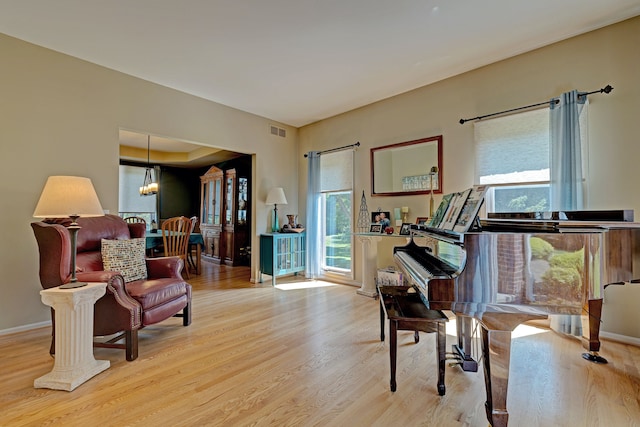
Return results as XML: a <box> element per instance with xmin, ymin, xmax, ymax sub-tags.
<box><xmin>320</xmin><ymin>150</ymin><xmax>353</xmax><ymax>276</ymax></box>
<box><xmin>119</xmin><ymin>164</ymin><xmax>157</xmax><ymax>225</ymax></box>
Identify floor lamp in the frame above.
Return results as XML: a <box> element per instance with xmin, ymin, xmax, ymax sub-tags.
<box><xmin>33</xmin><ymin>176</ymin><xmax>105</xmax><ymax>288</ymax></box>
<box><xmin>266</xmin><ymin>187</ymin><xmax>287</xmax><ymax>233</ymax></box>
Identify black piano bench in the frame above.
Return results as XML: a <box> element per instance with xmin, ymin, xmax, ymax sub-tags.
<box><xmin>379</xmin><ymin>285</ymin><xmax>448</xmax><ymax>396</ymax></box>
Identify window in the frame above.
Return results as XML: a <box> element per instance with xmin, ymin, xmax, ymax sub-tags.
<box><xmin>474</xmin><ymin>108</ymin><xmax>551</xmax><ymax>213</ymax></box>
<box><xmin>320</xmin><ymin>150</ymin><xmax>353</xmax><ymax>275</ymax></box>
<box><xmin>118</xmin><ymin>165</ymin><xmax>157</xmax><ymax>225</ymax></box>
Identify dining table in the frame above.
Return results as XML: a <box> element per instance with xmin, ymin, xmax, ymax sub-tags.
<box><xmin>145</xmin><ymin>231</ymin><xmax>204</xmax><ymax>275</ymax></box>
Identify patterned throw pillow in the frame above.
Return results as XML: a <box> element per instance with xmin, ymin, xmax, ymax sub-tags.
<box><xmin>101</xmin><ymin>238</ymin><xmax>147</xmax><ymax>283</ymax></box>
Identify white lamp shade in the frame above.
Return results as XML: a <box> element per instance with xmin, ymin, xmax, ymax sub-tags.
<box><xmin>33</xmin><ymin>176</ymin><xmax>104</xmax><ymax>218</ymax></box>
<box><xmin>266</xmin><ymin>187</ymin><xmax>288</xmax><ymax>205</ymax></box>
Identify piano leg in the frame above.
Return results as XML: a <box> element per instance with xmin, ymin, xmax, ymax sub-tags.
<box><xmin>481</xmin><ymin>327</ymin><xmax>511</xmax><ymax>427</ymax></box>
<box><xmin>581</xmin><ymin>298</ymin><xmax>608</xmax><ymax>364</ymax></box>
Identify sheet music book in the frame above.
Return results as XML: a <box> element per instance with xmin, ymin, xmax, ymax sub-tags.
<box><xmin>440</xmin><ymin>188</ymin><xmax>471</xmax><ymax>230</ymax></box>
<box><xmin>453</xmin><ymin>185</ymin><xmax>488</xmax><ymax>232</ymax></box>
<box><xmin>428</xmin><ymin>193</ymin><xmax>453</xmax><ymax>228</ymax></box>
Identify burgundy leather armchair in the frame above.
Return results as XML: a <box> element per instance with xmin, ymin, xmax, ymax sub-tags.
<box><xmin>31</xmin><ymin>214</ymin><xmax>192</xmax><ymax>361</ymax></box>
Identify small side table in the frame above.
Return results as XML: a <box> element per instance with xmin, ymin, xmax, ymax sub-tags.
<box><xmin>34</xmin><ymin>283</ymin><xmax>110</xmax><ymax>391</ymax></box>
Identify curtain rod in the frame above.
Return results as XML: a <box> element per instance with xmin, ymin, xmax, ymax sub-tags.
<box><xmin>304</xmin><ymin>141</ymin><xmax>360</xmax><ymax>157</ymax></box>
<box><xmin>459</xmin><ymin>84</ymin><xmax>613</xmax><ymax>125</ymax></box>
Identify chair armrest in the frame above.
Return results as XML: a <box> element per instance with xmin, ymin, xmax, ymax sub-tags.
<box><xmin>146</xmin><ymin>256</ymin><xmax>184</xmax><ymax>279</ymax></box>
<box><xmin>75</xmin><ymin>271</ymin><xmax>142</xmax><ymax>333</ymax></box>
<box><xmin>76</xmin><ymin>271</ymin><xmax>137</xmax><ymax>306</ymax></box>
<box><xmin>76</xmin><ymin>270</ymin><xmax>121</xmax><ymax>284</ymax></box>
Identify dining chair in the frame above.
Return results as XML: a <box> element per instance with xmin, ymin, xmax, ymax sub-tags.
<box><xmin>124</xmin><ymin>216</ymin><xmax>147</xmax><ymax>226</ymax></box>
<box><xmin>161</xmin><ymin>216</ymin><xmax>193</xmax><ymax>279</ymax></box>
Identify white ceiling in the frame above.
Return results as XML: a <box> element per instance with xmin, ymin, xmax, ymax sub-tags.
<box><xmin>1</xmin><ymin>0</ymin><xmax>639</xmax><ymax>128</ymax></box>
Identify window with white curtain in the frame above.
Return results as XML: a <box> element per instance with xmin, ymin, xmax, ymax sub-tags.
<box><xmin>320</xmin><ymin>150</ymin><xmax>353</xmax><ymax>275</ymax></box>
<box><xmin>118</xmin><ymin>165</ymin><xmax>157</xmax><ymax>225</ymax></box>
<box><xmin>474</xmin><ymin>108</ymin><xmax>551</xmax><ymax>213</ymax></box>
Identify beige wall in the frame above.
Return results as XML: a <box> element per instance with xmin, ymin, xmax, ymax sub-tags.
<box><xmin>0</xmin><ymin>33</ymin><xmax>299</xmax><ymax>331</ymax></box>
<box><xmin>299</xmin><ymin>17</ymin><xmax>640</xmax><ymax>338</ymax></box>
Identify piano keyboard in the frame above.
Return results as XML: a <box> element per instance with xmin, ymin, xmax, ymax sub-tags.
<box><xmin>394</xmin><ymin>251</ymin><xmax>442</xmax><ymax>290</ymax></box>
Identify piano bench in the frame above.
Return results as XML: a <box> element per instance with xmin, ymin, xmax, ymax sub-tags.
<box><xmin>379</xmin><ymin>286</ymin><xmax>448</xmax><ymax>396</ymax></box>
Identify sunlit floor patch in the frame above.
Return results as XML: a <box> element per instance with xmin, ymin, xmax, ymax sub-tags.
<box><xmin>275</xmin><ymin>279</ymin><xmax>338</xmax><ymax>290</ymax></box>
<box><xmin>444</xmin><ymin>318</ymin><xmax>549</xmax><ymax>338</ymax></box>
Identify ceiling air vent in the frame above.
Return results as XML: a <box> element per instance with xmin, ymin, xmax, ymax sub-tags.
<box><xmin>270</xmin><ymin>125</ymin><xmax>286</xmax><ymax>138</ymax></box>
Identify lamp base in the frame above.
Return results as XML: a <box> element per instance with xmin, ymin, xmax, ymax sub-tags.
<box><xmin>272</xmin><ymin>206</ymin><xmax>280</xmax><ymax>233</ymax></box>
<box><xmin>60</xmin><ymin>282</ymin><xmax>88</xmax><ymax>289</ymax></box>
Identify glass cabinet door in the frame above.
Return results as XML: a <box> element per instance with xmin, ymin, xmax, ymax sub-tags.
<box><xmin>224</xmin><ymin>169</ymin><xmax>236</xmax><ymax>225</ymax></box>
<box><xmin>200</xmin><ymin>166</ymin><xmax>223</xmax><ymax>225</ymax></box>
<box><xmin>238</xmin><ymin>177</ymin><xmax>247</xmax><ymax>225</ymax></box>
<box><xmin>213</xmin><ymin>178</ymin><xmax>221</xmax><ymax>224</ymax></box>
<box><xmin>225</xmin><ymin>177</ymin><xmax>233</xmax><ymax>224</ymax></box>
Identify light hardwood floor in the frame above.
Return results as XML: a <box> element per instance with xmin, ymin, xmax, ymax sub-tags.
<box><xmin>2</xmin><ymin>261</ymin><xmax>639</xmax><ymax>427</ymax></box>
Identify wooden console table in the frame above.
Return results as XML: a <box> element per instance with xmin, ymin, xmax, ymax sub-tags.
<box><xmin>34</xmin><ymin>283</ymin><xmax>110</xmax><ymax>391</ymax></box>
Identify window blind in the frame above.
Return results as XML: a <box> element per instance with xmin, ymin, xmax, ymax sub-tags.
<box><xmin>320</xmin><ymin>150</ymin><xmax>353</xmax><ymax>192</ymax></box>
<box><xmin>474</xmin><ymin>108</ymin><xmax>549</xmax><ymax>184</ymax></box>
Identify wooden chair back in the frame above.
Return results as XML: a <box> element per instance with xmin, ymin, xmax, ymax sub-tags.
<box><xmin>124</xmin><ymin>216</ymin><xmax>147</xmax><ymax>225</ymax></box>
<box><xmin>161</xmin><ymin>216</ymin><xmax>192</xmax><ymax>278</ymax></box>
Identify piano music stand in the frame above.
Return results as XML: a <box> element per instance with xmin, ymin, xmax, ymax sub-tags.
<box><xmin>379</xmin><ymin>285</ymin><xmax>448</xmax><ymax>395</ymax></box>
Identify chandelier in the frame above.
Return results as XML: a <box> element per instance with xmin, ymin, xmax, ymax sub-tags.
<box><xmin>139</xmin><ymin>135</ymin><xmax>158</xmax><ymax>196</ymax></box>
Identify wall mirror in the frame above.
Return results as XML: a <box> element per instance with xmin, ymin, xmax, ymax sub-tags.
<box><xmin>371</xmin><ymin>135</ymin><xmax>442</xmax><ymax>197</ymax></box>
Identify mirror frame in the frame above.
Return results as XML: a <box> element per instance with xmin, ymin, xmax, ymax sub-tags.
<box><xmin>370</xmin><ymin>135</ymin><xmax>443</xmax><ymax>197</ymax></box>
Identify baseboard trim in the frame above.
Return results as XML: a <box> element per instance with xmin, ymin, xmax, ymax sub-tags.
<box><xmin>0</xmin><ymin>321</ymin><xmax>50</xmax><ymax>336</ymax></box>
<box><xmin>601</xmin><ymin>331</ymin><xmax>640</xmax><ymax>346</ymax></box>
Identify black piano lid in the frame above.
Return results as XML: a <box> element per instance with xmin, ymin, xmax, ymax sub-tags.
<box><xmin>487</xmin><ymin>210</ymin><xmax>634</xmax><ymax>222</ymax></box>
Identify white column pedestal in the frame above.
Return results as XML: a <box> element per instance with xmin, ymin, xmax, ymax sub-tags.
<box><xmin>356</xmin><ymin>235</ymin><xmax>383</xmax><ymax>298</ymax></box>
<box><xmin>34</xmin><ymin>283</ymin><xmax>110</xmax><ymax>391</ymax></box>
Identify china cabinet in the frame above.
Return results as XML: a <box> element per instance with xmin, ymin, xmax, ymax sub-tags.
<box><xmin>200</xmin><ymin>166</ymin><xmax>223</xmax><ymax>262</ymax></box>
<box><xmin>200</xmin><ymin>165</ymin><xmax>250</xmax><ymax>266</ymax></box>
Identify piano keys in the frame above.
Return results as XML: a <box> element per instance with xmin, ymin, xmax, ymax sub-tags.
<box><xmin>392</xmin><ymin>211</ymin><xmax>640</xmax><ymax>427</ymax></box>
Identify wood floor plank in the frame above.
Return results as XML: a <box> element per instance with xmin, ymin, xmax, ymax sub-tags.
<box><xmin>1</xmin><ymin>261</ymin><xmax>639</xmax><ymax>426</ymax></box>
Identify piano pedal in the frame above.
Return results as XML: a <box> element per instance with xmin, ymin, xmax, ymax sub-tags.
<box><xmin>447</xmin><ymin>348</ymin><xmax>479</xmax><ymax>372</ymax></box>
<box><xmin>446</xmin><ymin>353</ymin><xmax>463</xmax><ymax>368</ymax></box>
<box><xmin>582</xmin><ymin>351</ymin><xmax>608</xmax><ymax>364</ymax></box>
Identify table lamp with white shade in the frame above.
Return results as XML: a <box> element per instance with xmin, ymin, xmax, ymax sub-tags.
<box><xmin>33</xmin><ymin>176</ymin><xmax>105</xmax><ymax>288</ymax></box>
<box><xmin>266</xmin><ymin>187</ymin><xmax>287</xmax><ymax>233</ymax></box>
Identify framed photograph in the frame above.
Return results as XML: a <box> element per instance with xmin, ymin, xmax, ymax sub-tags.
<box><xmin>369</xmin><ymin>223</ymin><xmax>383</xmax><ymax>233</ymax></box>
<box><xmin>371</xmin><ymin>211</ymin><xmax>391</xmax><ymax>230</ymax></box>
<box><xmin>399</xmin><ymin>223</ymin><xmax>412</xmax><ymax>235</ymax></box>
<box><xmin>415</xmin><ymin>217</ymin><xmax>429</xmax><ymax>225</ymax></box>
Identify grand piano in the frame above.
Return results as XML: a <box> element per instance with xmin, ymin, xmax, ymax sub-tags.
<box><xmin>393</xmin><ymin>209</ymin><xmax>640</xmax><ymax>427</ymax></box>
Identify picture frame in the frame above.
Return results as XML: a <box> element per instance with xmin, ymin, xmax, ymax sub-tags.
<box><xmin>399</xmin><ymin>223</ymin><xmax>412</xmax><ymax>235</ymax></box>
<box><xmin>371</xmin><ymin>211</ymin><xmax>391</xmax><ymax>230</ymax></box>
<box><xmin>369</xmin><ymin>223</ymin><xmax>383</xmax><ymax>233</ymax></box>
<box><xmin>415</xmin><ymin>217</ymin><xmax>429</xmax><ymax>225</ymax></box>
